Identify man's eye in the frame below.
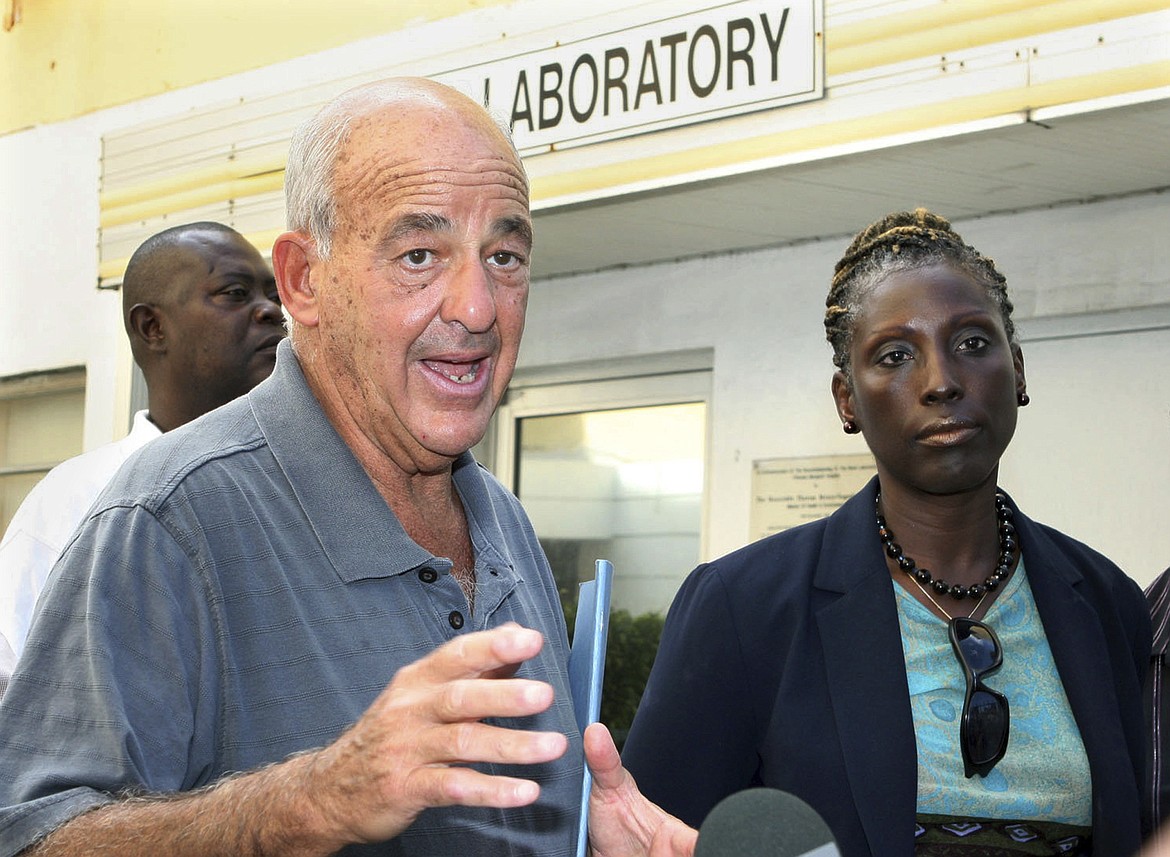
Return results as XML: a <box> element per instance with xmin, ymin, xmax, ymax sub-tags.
<box><xmin>958</xmin><ymin>336</ymin><xmax>988</xmax><ymax>352</ymax></box>
<box><xmin>403</xmin><ymin>249</ymin><xmax>433</xmax><ymax>266</ymax></box>
<box><xmin>489</xmin><ymin>251</ymin><xmax>523</xmax><ymax>268</ymax></box>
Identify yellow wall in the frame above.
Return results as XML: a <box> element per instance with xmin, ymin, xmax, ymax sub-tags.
<box><xmin>0</xmin><ymin>0</ymin><xmax>506</xmax><ymax>134</ymax></box>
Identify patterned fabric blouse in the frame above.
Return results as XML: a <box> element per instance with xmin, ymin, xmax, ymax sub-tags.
<box><xmin>894</xmin><ymin>556</ymin><xmax>1092</xmax><ymax>852</ymax></box>
<box><xmin>914</xmin><ymin>814</ymin><xmax>1090</xmax><ymax>855</ymax></box>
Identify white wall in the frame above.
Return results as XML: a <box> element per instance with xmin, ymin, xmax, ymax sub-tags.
<box><xmin>1001</xmin><ymin>326</ymin><xmax>1170</xmax><ymax>585</ymax></box>
<box><xmin>0</xmin><ymin>124</ymin><xmax>122</xmax><ymax>446</ymax></box>
<box><xmin>521</xmin><ymin>192</ymin><xmax>1170</xmax><ymax>587</ymax></box>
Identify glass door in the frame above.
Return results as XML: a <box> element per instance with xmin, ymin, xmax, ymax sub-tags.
<box><xmin>515</xmin><ymin>401</ymin><xmax>706</xmax><ymax>616</ymax></box>
<box><xmin>492</xmin><ymin>368</ymin><xmax>709</xmax><ymax>744</ymax></box>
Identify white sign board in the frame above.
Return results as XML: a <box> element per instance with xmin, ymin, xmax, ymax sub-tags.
<box><xmin>437</xmin><ymin>0</ymin><xmax>823</xmax><ymax>153</ymax></box>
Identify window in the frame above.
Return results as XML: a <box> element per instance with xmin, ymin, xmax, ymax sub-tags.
<box><xmin>491</xmin><ymin>359</ymin><xmax>710</xmax><ymax>744</ymax></box>
<box><xmin>0</xmin><ymin>370</ymin><xmax>86</xmax><ymax>533</ymax></box>
<box><xmin>515</xmin><ymin>402</ymin><xmax>706</xmax><ymax>616</ymax></box>
<box><xmin>492</xmin><ymin>357</ymin><xmax>712</xmax><ymax>615</ymax></box>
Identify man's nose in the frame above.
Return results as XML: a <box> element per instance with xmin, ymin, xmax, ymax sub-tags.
<box><xmin>254</xmin><ymin>294</ymin><xmax>284</xmax><ymax>326</ymax></box>
<box><xmin>441</xmin><ymin>258</ymin><xmax>496</xmax><ymax>334</ymax></box>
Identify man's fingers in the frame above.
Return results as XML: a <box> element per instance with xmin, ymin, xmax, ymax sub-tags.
<box><xmin>584</xmin><ymin>721</ymin><xmax>698</xmax><ymax>857</ymax></box>
<box><xmin>317</xmin><ymin>623</ymin><xmax>563</xmax><ymax>844</ymax></box>
<box><xmin>408</xmin><ymin>766</ymin><xmax>544</xmax><ymax>809</ymax></box>
<box><xmin>583</xmin><ymin>722</ymin><xmax>625</xmax><ymax>791</ymax></box>
<box><xmin>651</xmin><ymin>824</ymin><xmax>699</xmax><ymax>857</ymax></box>
<box><xmin>436</xmin><ymin>677</ymin><xmax>554</xmax><ymax>722</ymax></box>
<box><xmin>420</xmin><ymin>720</ymin><xmax>568</xmax><ymax>766</ymax></box>
<box><xmin>407</xmin><ymin>624</ymin><xmax>544</xmax><ymax>685</ymax></box>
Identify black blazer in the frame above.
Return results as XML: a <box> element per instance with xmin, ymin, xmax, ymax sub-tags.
<box><xmin>623</xmin><ymin>478</ymin><xmax>1149</xmax><ymax>856</ymax></box>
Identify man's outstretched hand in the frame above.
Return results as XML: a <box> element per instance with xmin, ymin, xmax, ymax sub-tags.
<box><xmin>308</xmin><ymin>623</ymin><xmax>569</xmax><ymax>847</ymax></box>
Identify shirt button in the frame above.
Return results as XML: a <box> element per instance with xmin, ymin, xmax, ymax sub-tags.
<box><xmin>418</xmin><ymin>568</ymin><xmax>438</xmax><ymax>583</ymax></box>
<box><xmin>448</xmin><ymin>610</ymin><xmax>464</xmax><ymax>630</ymax></box>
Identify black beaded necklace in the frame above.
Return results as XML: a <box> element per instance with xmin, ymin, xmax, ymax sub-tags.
<box><xmin>875</xmin><ymin>490</ymin><xmax>1017</xmax><ymax>602</ymax></box>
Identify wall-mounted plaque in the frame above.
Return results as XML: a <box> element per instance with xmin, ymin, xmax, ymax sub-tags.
<box><xmin>750</xmin><ymin>453</ymin><xmax>875</xmax><ymax>541</ymax></box>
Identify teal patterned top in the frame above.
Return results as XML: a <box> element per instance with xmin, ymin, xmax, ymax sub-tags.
<box><xmin>895</xmin><ymin>556</ymin><xmax>1092</xmax><ymax>824</ymax></box>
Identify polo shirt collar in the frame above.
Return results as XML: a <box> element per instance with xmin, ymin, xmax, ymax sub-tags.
<box><xmin>451</xmin><ymin>453</ymin><xmax>519</xmax><ymax>580</ymax></box>
<box><xmin>248</xmin><ymin>340</ymin><xmax>434</xmax><ymax>583</ymax></box>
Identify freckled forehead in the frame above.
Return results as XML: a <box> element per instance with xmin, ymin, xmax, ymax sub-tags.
<box><xmin>334</xmin><ymin>102</ymin><xmax>529</xmax><ymax>213</ymax></box>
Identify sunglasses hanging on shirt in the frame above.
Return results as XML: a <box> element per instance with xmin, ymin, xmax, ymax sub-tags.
<box><xmin>949</xmin><ymin>617</ymin><xmax>1010</xmax><ymax>778</ymax></box>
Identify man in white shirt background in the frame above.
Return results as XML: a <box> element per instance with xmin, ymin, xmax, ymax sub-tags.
<box><xmin>0</xmin><ymin>221</ymin><xmax>285</xmax><ymax>690</ymax></box>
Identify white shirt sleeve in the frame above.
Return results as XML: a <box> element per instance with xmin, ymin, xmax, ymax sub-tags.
<box><xmin>0</xmin><ymin>525</ymin><xmax>62</xmax><ymax>661</ymax></box>
<box><xmin>0</xmin><ymin>627</ymin><xmax>16</xmax><ymax>696</ymax></box>
<box><xmin>0</xmin><ymin>410</ymin><xmax>162</xmax><ymax>660</ymax></box>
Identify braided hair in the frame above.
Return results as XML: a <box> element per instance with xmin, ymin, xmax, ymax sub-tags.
<box><xmin>824</xmin><ymin>208</ymin><xmax>1016</xmax><ymax>377</ymax></box>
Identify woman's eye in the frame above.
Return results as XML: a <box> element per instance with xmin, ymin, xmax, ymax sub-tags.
<box><xmin>877</xmin><ymin>349</ymin><xmax>911</xmax><ymax>366</ymax></box>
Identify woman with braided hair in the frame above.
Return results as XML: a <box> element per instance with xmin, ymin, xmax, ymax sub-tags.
<box><xmin>622</xmin><ymin>209</ymin><xmax>1150</xmax><ymax>855</ymax></box>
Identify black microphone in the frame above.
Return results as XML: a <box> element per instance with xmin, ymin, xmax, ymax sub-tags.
<box><xmin>694</xmin><ymin>788</ymin><xmax>842</xmax><ymax>857</ymax></box>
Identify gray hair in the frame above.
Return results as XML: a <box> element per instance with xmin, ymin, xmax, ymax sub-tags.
<box><xmin>284</xmin><ymin>99</ymin><xmax>356</xmax><ymax>260</ymax></box>
<box><xmin>283</xmin><ymin>80</ymin><xmax>525</xmax><ymax>261</ymax></box>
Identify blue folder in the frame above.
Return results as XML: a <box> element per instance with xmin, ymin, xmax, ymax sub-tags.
<box><xmin>566</xmin><ymin>559</ymin><xmax>613</xmax><ymax>857</ymax></box>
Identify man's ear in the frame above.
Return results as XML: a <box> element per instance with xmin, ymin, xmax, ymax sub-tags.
<box><xmin>127</xmin><ymin>303</ymin><xmax>166</xmax><ymax>353</ymax></box>
<box><xmin>272</xmin><ymin>230</ymin><xmax>320</xmax><ymax>328</ymax></box>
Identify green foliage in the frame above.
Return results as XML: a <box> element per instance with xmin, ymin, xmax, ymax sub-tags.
<box><xmin>564</xmin><ymin>598</ymin><xmax>665</xmax><ymax>750</ymax></box>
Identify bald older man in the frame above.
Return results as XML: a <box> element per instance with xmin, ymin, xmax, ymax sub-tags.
<box><xmin>0</xmin><ymin>80</ymin><xmax>694</xmax><ymax>857</ymax></box>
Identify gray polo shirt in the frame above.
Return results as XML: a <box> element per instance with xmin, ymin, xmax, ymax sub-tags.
<box><xmin>0</xmin><ymin>341</ymin><xmax>582</xmax><ymax>856</ymax></box>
